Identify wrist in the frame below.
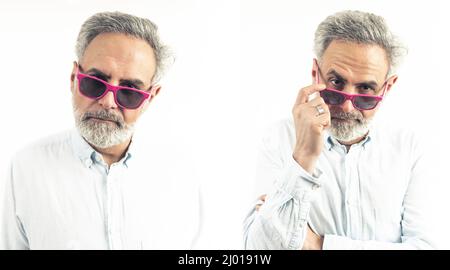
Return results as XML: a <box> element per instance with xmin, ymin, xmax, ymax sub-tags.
<box><xmin>302</xmin><ymin>232</ymin><xmax>324</xmax><ymax>250</ymax></box>
<box><xmin>317</xmin><ymin>236</ymin><xmax>324</xmax><ymax>250</ymax></box>
<box><xmin>293</xmin><ymin>153</ymin><xmax>318</xmax><ymax>174</ymax></box>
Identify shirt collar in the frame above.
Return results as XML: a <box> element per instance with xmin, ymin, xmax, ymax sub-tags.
<box><xmin>71</xmin><ymin>129</ymin><xmax>134</xmax><ymax>168</ymax></box>
<box><xmin>324</xmin><ymin>130</ymin><xmax>373</xmax><ymax>151</ymax></box>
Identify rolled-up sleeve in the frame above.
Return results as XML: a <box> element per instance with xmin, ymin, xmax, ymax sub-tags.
<box><xmin>244</xmin><ymin>120</ymin><xmax>323</xmax><ymax>250</ymax></box>
<box><xmin>244</xmin><ymin>158</ymin><xmax>322</xmax><ymax>249</ymax></box>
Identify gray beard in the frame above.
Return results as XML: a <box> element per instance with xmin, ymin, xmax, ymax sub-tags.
<box><xmin>72</xmin><ymin>99</ymin><xmax>135</xmax><ymax>149</ymax></box>
<box><xmin>328</xmin><ymin>108</ymin><xmax>372</xmax><ymax>143</ymax></box>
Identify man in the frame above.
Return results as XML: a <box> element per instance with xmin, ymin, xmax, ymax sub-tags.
<box><xmin>1</xmin><ymin>11</ymin><xmax>201</xmax><ymax>249</ymax></box>
<box><xmin>244</xmin><ymin>10</ymin><xmax>438</xmax><ymax>249</ymax></box>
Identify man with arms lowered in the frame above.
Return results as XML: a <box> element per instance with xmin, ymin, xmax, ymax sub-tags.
<box><xmin>1</xmin><ymin>11</ymin><xmax>201</xmax><ymax>249</ymax></box>
<box><xmin>244</xmin><ymin>10</ymin><xmax>437</xmax><ymax>249</ymax></box>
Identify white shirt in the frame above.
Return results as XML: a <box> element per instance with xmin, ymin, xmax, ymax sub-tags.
<box><xmin>1</xmin><ymin>129</ymin><xmax>201</xmax><ymax>250</ymax></box>
<box><xmin>244</xmin><ymin>118</ymin><xmax>440</xmax><ymax>249</ymax></box>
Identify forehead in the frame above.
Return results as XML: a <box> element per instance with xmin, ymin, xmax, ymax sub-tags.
<box><xmin>80</xmin><ymin>32</ymin><xmax>156</xmax><ymax>83</ymax></box>
<box><xmin>321</xmin><ymin>40</ymin><xmax>389</xmax><ymax>81</ymax></box>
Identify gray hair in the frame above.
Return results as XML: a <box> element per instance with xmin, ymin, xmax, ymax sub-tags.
<box><xmin>75</xmin><ymin>11</ymin><xmax>171</xmax><ymax>83</ymax></box>
<box><xmin>314</xmin><ymin>10</ymin><xmax>407</xmax><ymax>76</ymax></box>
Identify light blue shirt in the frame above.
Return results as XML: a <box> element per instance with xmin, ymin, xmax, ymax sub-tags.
<box><xmin>1</xmin><ymin>129</ymin><xmax>201</xmax><ymax>249</ymax></box>
<box><xmin>244</xmin><ymin>119</ymin><xmax>440</xmax><ymax>249</ymax></box>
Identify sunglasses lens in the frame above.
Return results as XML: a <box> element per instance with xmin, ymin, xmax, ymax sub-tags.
<box><xmin>354</xmin><ymin>96</ymin><xmax>379</xmax><ymax>110</ymax></box>
<box><xmin>320</xmin><ymin>90</ymin><xmax>345</xmax><ymax>105</ymax></box>
<box><xmin>117</xmin><ymin>89</ymin><xmax>146</xmax><ymax>109</ymax></box>
<box><xmin>79</xmin><ymin>77</ymin><xmax>106</xmax><ymax>98</ymax></box>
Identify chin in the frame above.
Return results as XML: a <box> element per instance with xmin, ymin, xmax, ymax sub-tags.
<box><xmin>329</xmin><ymin>124</ymin><xmax>370</xmax><ymax>142</ymax></box>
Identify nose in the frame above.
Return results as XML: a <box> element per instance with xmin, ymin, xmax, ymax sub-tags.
<box><xmin>340</xmin><ymin>99</ymin><xmax>355</xmax><ymax>113</ymax></box>
<box><xmin>98</xmin><ymin>90</ymin><xmax>118</xmax><ymax>109</ymax></box>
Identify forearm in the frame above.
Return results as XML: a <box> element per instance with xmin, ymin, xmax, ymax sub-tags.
<box><xmin>322</xmin><ymin>234</ymin><xmax>433</xmax><ymax>250</ymax></box>
<box><xmin>244</xmin><ymin>197</ymin><xmax>309</xmax><ymax>250</ymax></box>
<box><xmin>244</xmin><ymin>158</ymin><xmax>322</xmax><ymax>250</ymax></box>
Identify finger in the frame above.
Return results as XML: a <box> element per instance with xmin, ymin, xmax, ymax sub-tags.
<box><xmin>258</xmin><ymin>194</ymin><xmax>267</xmax><ymax>202</ymax></box>
<box><xmin>315</xmin><ymin>112</ymin><xmax>331</xmax><ymax>128</ymax></box>
<box><xmin>294</xmin><ymin>84</ymin><xmax>326</xmax><ymax>106</ymax></box>
<box><xmin>308</xmin><ymin>96</ymin><xmax>327</xmax><ymax>107</ymax></box>
<box><xmin>310</xmin><ymin>108</ymin><xmax>331</xmax><ymax>121</ymax></box>
<box><xmin>307</xmin><ymin>99</ymin><xmax>330</xmax><ymax>115</ymax></box>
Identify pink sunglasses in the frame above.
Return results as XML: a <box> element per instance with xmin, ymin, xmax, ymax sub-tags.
<box><xmin>315</xmin><ymin>61</ymin><xmax>388</xmax><ymax>110</ymax></box>
<box><xmin>76</xmin><ymin>65</ymin><xmax>152</xmax><ymax>110</ymax></box>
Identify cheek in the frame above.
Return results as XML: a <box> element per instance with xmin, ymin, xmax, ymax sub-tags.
<box><xmin>362</xmin><ymin>108</ymin><xmax>377</xmax><ymax>119</ymax></box>
<box><xmin>73</xmin><ymin>90</ymin><xmax>96</xmax><ymax>111</ymax></box>
<box><xmin>122</xmin><ymin>109</ymin><xmax>142</xmax><ymax>125</ymax></box>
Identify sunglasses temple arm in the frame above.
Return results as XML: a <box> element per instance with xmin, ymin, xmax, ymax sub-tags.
<box><xmin>381</xmin><ymin>82</ymin><xmax>388</xmax><ymax>97</ymax></box>
<box><xmin>314</xmin><ymin>59</ymin><xmax>319</xmax><ymax>85</ymax></box>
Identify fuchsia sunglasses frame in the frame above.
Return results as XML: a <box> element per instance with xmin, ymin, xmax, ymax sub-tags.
<box><xmin>319</xmin><ymin>87</ymin><xmax>386</xmax><ymax>111</ymax></box>
<box><xmin>76</xmin><ymin>66</ymin><xmax>152</xmax><ymax>110</ymax></box>
<box><xmin>315</xmin><ymin>60</ymin><xmax>388</xmax><ymax>111</ymax></box>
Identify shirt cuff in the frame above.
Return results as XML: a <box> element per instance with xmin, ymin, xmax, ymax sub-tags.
<box><xmin>291</xmin><ymin>156</ymin><xmax>323</xmax><ymax>182</ymax></box>
<box><xmin>275</xmin><ymin>157</ymin><xmax>323</xmax><ymax>200</ymax></box>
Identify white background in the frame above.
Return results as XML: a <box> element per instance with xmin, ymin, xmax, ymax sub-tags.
<box><xmin>0</xmin><ymin>0</ymin><xmax>449</xmax><ymax>249</ymax></box>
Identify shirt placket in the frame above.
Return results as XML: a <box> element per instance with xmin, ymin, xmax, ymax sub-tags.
<box><xmin>345</xmin><ymin>147</ymin><xmax>362</xmax><ymax>240</ymax></box>
<box><xmin>106</xmin><ymin>164</ymin><xmax>123</xmax><ymax>250</ymax></box>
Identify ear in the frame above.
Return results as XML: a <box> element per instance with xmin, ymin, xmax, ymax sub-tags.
<box><xmin>70</xmin><ymin>61</ymin><xmax>78</xmax><ymax>94</ymax></box>
<box><xmin>312</xmin><ymin>58</ymin><xmax>319</xmax><ymax>84</ymax></box>
<box><xmin>150</xmin><ymin>85</ymin><xmax>162</xmax><ymax>99</ymax></box>
<box><xmin>385</xmin><ymin>75</ymin><xmax>398</xmax><ymax>94</ymax></box>
<box><xmin>141</xmin><ymin>85</ymin><xmax>162</xmax><ymax>112</ymax></box>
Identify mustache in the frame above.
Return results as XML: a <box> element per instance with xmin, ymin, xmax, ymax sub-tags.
<box><xmin>82</xmin><ymin>110</ymin><xmax>125</xmax><ymax>127</ymax></box>
<box><xmin>329</xmin><ymin>107</ymin><xmax>364</xmax><ymax>122</ymax></box>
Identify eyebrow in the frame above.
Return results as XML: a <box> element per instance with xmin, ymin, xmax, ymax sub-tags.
<box><xmin>84</xmin><ymin>67</ymin><xmax>146</xmax><ymax>89</ymax></box>
<box><xmin>326</xmin><ymin>69</ymin><xmax>379</xmax><ymax>89</ymax></box>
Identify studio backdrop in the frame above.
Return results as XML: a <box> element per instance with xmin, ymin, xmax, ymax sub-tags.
<box><xmin>0</xmin><ymin>0</ymin><xmax>448</xmax><ymax>249</ymax></box>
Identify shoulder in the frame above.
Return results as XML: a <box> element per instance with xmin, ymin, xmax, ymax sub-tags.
<box><xmin>128</xmin><ymin>127</ymin><xmax>200</xmax><ymax>186</ymax></box>
<box><xmin>11</xmin><ymin>130</ymin><xmax>76</xmax><ymax>166</ymax></box>
<box><xmin>254</xmin><ymin>118</ymin><xmax>297</xmax><ymax>170</ymax></box>
<box><xmin>370</xmin><ymin>121</ymin><xmax>425</xmax><ymax>161</ymax></box>
<box><xmin>260</xmin><ymin>118</ymin><xmax>296</xmax><ymax>148</ymax></box>
<box><xmin>371</xmin><ymin>121</ymin><xmax>422</xmax><ymax>148</ymax></box>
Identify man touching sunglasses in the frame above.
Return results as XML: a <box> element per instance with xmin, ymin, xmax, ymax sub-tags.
<box><xmin>244</xmin><ymin>10</ymin><xmax>438</xmax><ymax>250</ymax></box>
<box><xmin>1</xmin><ymin>12</ymin><xmax>201</xmax><ymax>249</ymax></box>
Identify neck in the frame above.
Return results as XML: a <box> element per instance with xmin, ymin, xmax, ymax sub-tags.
<box><xmin>337</xmin><ymin>132</ymin><xmax>368</xmax><ymax>152</ymax></box>
<box><xmin>90</xmin><ymin>138</ymin><xmax>132</xmax><ymax>167</ymax></box>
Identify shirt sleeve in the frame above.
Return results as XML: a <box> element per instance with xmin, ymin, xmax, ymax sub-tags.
<box><xmin>243</xmin><ymin>122</ymin><xmax>322</xmax><ymax>250</ymax></box>
<box><xmin>0</xmin><ymin>161</ymin><xmax>29</xmax><ymax>250</ymax></box>
<box><xmin>189</xmin><ymin>182</ymin><xmax>205</xmax><ymax>249</ymax></box>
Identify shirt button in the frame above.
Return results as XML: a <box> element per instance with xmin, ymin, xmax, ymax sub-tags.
<box><xmin>84</xmin><ymin>159</ymin><xmax>92</xmax><ymax>167</ymax></box>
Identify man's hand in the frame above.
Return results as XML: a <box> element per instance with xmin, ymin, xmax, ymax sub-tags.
<box><xmin>292</xmin><ymin>83</ymin><xmax>329</xmax><ymax>174</ymax></box>
<box><xmin>302</xmin><ymin>224</ymin><xmax>323</xmax><ymax>250</ymax></box>
<box><xmin>255</xmin><ymin>194</ymin><xmax>323</xmax><ymax>250</ymax></box>
<box><xmin>255</xmin><ymin>194</ymin><xmax>266</xmax><ymax>212</ymax></box>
